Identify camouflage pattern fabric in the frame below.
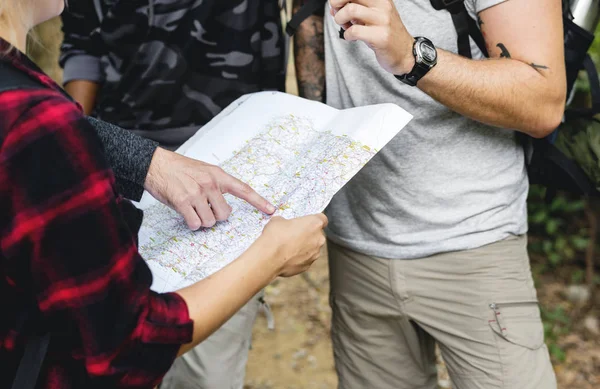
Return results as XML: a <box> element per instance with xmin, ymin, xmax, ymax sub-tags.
<box><xmin>61</xmin><ymin>0</ymin><xmax>286</xmax><ymax>147</ymax></box>
<box><xmin>554</xmin><ymin>117</ymin><xmax>600</xmax><ymax>192</ymax></box>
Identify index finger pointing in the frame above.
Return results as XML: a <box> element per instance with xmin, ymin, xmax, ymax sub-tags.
<box><xmin>225</xmin><ymin>177</ymin><xmax>277</xmax><ymax>215</ymax></box>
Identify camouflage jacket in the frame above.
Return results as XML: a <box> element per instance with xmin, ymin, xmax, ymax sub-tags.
<box><xmin>60</xmin><ymin>0</ymin><xmax>286</xmax><ymax>148</ymax></box>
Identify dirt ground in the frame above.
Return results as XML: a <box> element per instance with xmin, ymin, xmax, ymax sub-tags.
<box><xmin>30</xmin><ymin>16</ymin><xmax>600</xmax><ymax>389</ymax></box>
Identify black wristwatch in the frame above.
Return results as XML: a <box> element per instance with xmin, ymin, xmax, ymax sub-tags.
<box><xmin>395</xmin><ymin>37</ymin><xmax>438</xmax><ymax>87</ymax></box>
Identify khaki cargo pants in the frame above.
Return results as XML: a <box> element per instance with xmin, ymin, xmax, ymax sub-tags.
<box><xmin>328</xmin><ymin>236</ymin><xmax>557</xmax><ymax>389</ymax></box>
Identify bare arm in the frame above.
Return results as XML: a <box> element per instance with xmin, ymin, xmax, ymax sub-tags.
<box><xmin>293</xmin><ymin>0</ymin><xmax>326</xmax><ymax>102</ymax></box>
<box><xmin>175</xmin><ymin>235</ymin><xmax>277</xmax><ymax>356</ymax></box>
<box><xmin>65</xmin><ymin>80</ymin><xmax>100</xmax><ymax>115</ymax></box>
<box><xmin>331</xmin><ymin>0</ymin><xmax>567</xmax><ymax>138</ymax></box>
<box><xmin>417</xmin><ymin>0</ymin><xmax>566</xmax><ymax>137</ymax></box>
<box><xmin>176</xmin><ymin>214</ymin><xmax>327</xmax><ymax>356</ymax></box>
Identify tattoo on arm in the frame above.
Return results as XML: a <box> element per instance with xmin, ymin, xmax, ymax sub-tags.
<box><xmin>494</xmin><ymin>41</ymin><xmax>550</xmax><ymax>72</ymax></box>
<box><xmin>495</xmin><ymin>42</ymin><xmax>550</xmax><ymax>70</ymax></box>
<box><xmin>477</xmin><ymin>15</ymin><xmax>484</xmax><ymax>25</ymax></box>
<box><xmin>497</xmin><ymin>43</ymin><xmax>511</xmax><ymax>58</ymax></box>
<box><xmin>294</xmin><ymin>11</ymin><xmax>326</xmax><ymax>102</ymax></box>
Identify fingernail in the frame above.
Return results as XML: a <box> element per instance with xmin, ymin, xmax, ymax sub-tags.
<box><xmin>267</xmin><ymin>204</ymin><xmax>276</xmax><ymax>214</ymax></box>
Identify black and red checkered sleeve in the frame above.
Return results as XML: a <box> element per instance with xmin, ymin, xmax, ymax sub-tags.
<box><xmin>0</xmin><ymin>89</ymin><xmax>193</xmax><ymax>387</ymax></box>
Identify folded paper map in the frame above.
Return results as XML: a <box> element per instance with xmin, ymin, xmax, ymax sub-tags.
<box><xmin>136</xmin><ymin>92</ymin><xmax>412</xmax><ymax>293</ymax></box>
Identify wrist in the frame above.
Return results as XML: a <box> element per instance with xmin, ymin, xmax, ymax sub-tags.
<box><xmin>144</xmin><ymin>147</ymin><xmax>169</xmax><ymax>194</ymax></box>
<box><xmin>252</xmin><ymin>233</ymin><xmax>283</xmax><ymax>281</ymax></box>
<box><xmin>395</xmin><ymin>37</ymin><xmax>438</xmax><ymax>87</ymax></box>
<box><xmin>395</xmin><ymin>36</ymin><xmax>416</xmax><ymax>75</ymax></box>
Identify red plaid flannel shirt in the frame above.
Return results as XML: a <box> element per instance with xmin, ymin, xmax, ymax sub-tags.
<box><xmin>0</xmin><ymin>43</ymin><xmax>193</xmax><ymax>388</ymax></box>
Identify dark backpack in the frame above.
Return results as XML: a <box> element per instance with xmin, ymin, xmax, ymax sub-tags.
<box><xmin>288</xmin><ymin>0</ymin><xmax>600</xmax><ymax>199</ymax></box>
<box><xmin>430</xmin><ymin>0</ymin><xmax>600</xmax><ymax>200</ymax></box>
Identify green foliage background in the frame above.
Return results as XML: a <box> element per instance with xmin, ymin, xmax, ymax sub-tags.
<box><xmin>525</xmin><ymin>23</ymin><xmax>600</xmax><ymax>363</ymax></box>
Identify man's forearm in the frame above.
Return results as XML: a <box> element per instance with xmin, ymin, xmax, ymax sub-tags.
<box><xmin>65</xmin><ymin>80</ymin><xmax>100</xmax><ymax>115</ymax></box>
<box><xmin>418</xmin><ymin>50</ymin><xmax>566</xmax><ymax>138</ymax></box>
<box><xmin>329</xmin><ymin>0</ymin><xmax>566</xmax><ymax>138</ymax></box>
<box><xmin>87</xmin><ymin>117</ymin><xmax>158</xmax><ymax>200</ymax></box>
<box><xmin>294</xmin><ymin>1</ymin><xmax>326</xmax><ymax>102</ymax></box>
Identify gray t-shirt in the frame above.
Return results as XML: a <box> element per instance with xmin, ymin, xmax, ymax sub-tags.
<box><xmin>324</xmin><ymin>0</ymin><xmax>529</xmax><ymax>259</ymax></box>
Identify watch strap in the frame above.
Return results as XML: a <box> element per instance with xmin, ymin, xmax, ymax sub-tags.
<box><xmin>395</xmin><ymin>62</ymin><xmax>431</xmax><ymax>86</ymax></box>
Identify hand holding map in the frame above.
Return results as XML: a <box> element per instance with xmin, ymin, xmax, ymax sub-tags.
<box><xmin>136</xmin><ymin>92</ymin><xmax>412</xmax><ymax>292</ymax></box>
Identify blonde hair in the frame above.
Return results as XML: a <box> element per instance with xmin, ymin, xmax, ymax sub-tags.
<box><xmin>0</xmin><ymin>0</ymin><xmax>35</xmax><ymax>53</ymax></box>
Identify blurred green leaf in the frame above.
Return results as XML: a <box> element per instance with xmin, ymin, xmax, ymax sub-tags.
<box><xmin>571</xmin><ymin>269</ymin><xmax>585</xmax><ymax>284</ymax></box>
<box><xmin>564</xmin><ymin>200</ymin><xmax>585</xmax><ymax>213</ymax></box>
<box><xmin>550</xmin><ymin>196</ymin><xmax>567</xmax><ymax>212</ymax></box>
<box><xmin>549</xmin><ymin>343</ymin><xmax>567</xmax><ymax>363</ymax></box>
<box><xmin>564</xmin><ymin>246</ymin><xmax>575</xmax><ymax>260</ymax></box>
<box><xmin>545</xmin><ymin>219</ymin><xmax>562</xmax><ymax>236</ymax></box>
<box><xmin>549</xmin><ymin>252</ymin><xmax>562</xmax><ymax>266</ymax></box>
<box><xmin>571</xmin><ymin>236</ymin><xmax>589</xmax><ymax>250</ymax></box>
<box><xmin>531</xmin><ymin>210</ymin><xmax>548</xmax><ymax>224</ymax></box>
<box><xmin>542</xmin><ymin>240</ymin><xmax>553</xmax><ymax>254</ymax></box>
<box><xmin>555</xmin><ymin>236</ymin><xmax>567</xmax><ymax>252</ymax></box>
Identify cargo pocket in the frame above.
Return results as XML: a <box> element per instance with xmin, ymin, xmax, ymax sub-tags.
<box><xmin>488</xmin><ymin>300</ymin><xmax>544</xmax><ymax>350</ymax></box>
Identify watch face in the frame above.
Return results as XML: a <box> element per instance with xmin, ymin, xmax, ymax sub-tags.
<box><xmin>420</xmin><ymin>42</ymin><xmax>437</xmax><ymax>63</ymax></box>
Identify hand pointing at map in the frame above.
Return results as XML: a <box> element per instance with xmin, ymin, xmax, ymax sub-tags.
<box><xmin>145</xmin><ymin>148</ymin><xmax>277</xmax><ymax>230</ymax></box>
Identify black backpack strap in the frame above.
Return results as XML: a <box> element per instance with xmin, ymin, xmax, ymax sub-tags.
<box><xmin>8</xmin><ymin>300</ymin><xmax>50</xmax><ymax>389</ymax></box>
<box><xmin>566</xmin><ymin>54</ymin><xmax>600</xmax><ymax>117</ymax></box>
<box><xmin>0</xmin><ymin>58</ymin><xmax>74</xmax><ymax>102</ymax></box>
<box><xmin>528</xmin><ymin>138</ymin><xmax>597</xmax><ymax>196</ymax></box>
<box><xmin>0</xmin><ymin>60</ymin><xmax>44</xmax><ymax>92</ymax></box>
<box><xmin>11</xmin><ymin>333</ymin><xmax>51</xmax><ymax>389</ymax></box>
<box><xmin>286</xmin><ymin>0</ymin><xmax>326</xmax><ymax>36</ymax></box>
<box><xmin>430</xmin><ymin>0</ymin><xmax>488</xmax><ymax>58</ymax></box>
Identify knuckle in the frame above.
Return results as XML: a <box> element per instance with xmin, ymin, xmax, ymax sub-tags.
<box><xmin>173</xmin><ymin>194</ymin><xmax>190</xmax><ymax>208</ymax></box>
<box><xmin>212</xmin><ymin>166</ymin><xmax>226</xmax><ymax>179</ymax></box>
<box><xmin>345</xmin><ymin>27</ymin><xmax>355</xmax><ymax>40</ymax></box>
<box><xmin>347</xmin><ymin>3</ymin><xmax>358</xmax><ymax>16</ymax></box>
<box><xmin>239</xmin><ymin>182</ymin><xmax>253</xmax><ymax>194</ymax></box>
<box><xmin>382</xmin><ymin>13</ymin><xmax>391</xmax><ymax>26</ymax></box>
<box><xmin>381</xmin><ymin>30</ymin><xmax>391</xmax><ymax>45</ymax></box>
<box><xmin>212</xmin><ymin>166</ymin><xmax>225</xmax><ymax>174</ymax></box>
<box><xmin>319</xmin><ymin>236</ymin><xmax>326</xmax><ymax>246</ymax></box>
<box><xmin>206</xmin><ymin>179</ymin><xmax>219</xmax><ymax>191</ymax></box>
<box><xmin>377</xmin><ymin>30</ymin><xmax>391</xmax><ymax>48</ymax></box>
<box><xmin>216</xmin><ymin>208</ymin><xmax>231</xmax><ymax>221</ymax></box>
<box><xmin>198</xmin><ymin>172</ymin><xmax>216</xmax><ymax>187</ymax></box>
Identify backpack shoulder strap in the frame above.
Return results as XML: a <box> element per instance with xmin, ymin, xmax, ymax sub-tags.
<box><xmin>11</xmin><ymin>333</ymin><xmax>51</xmax><ymax>389</ymax></box>
<box><xmin>430</xmin><ymin>0</ymin><xmax>488</xmax><ymax>58</ymax></box>
<box><xmin>8</xmin><ymin>292</ymin><xmax>50</xmax><ymax>389</ymax></box>
<box><xmin>286</xmin><ymin>0</ymin><xmax>327</xmax><ymax>36</ymax></box>
<box><xmin>0</xmin><ymin>60</ymin><xmax>45</xmax><ymax>93</ymax></box>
